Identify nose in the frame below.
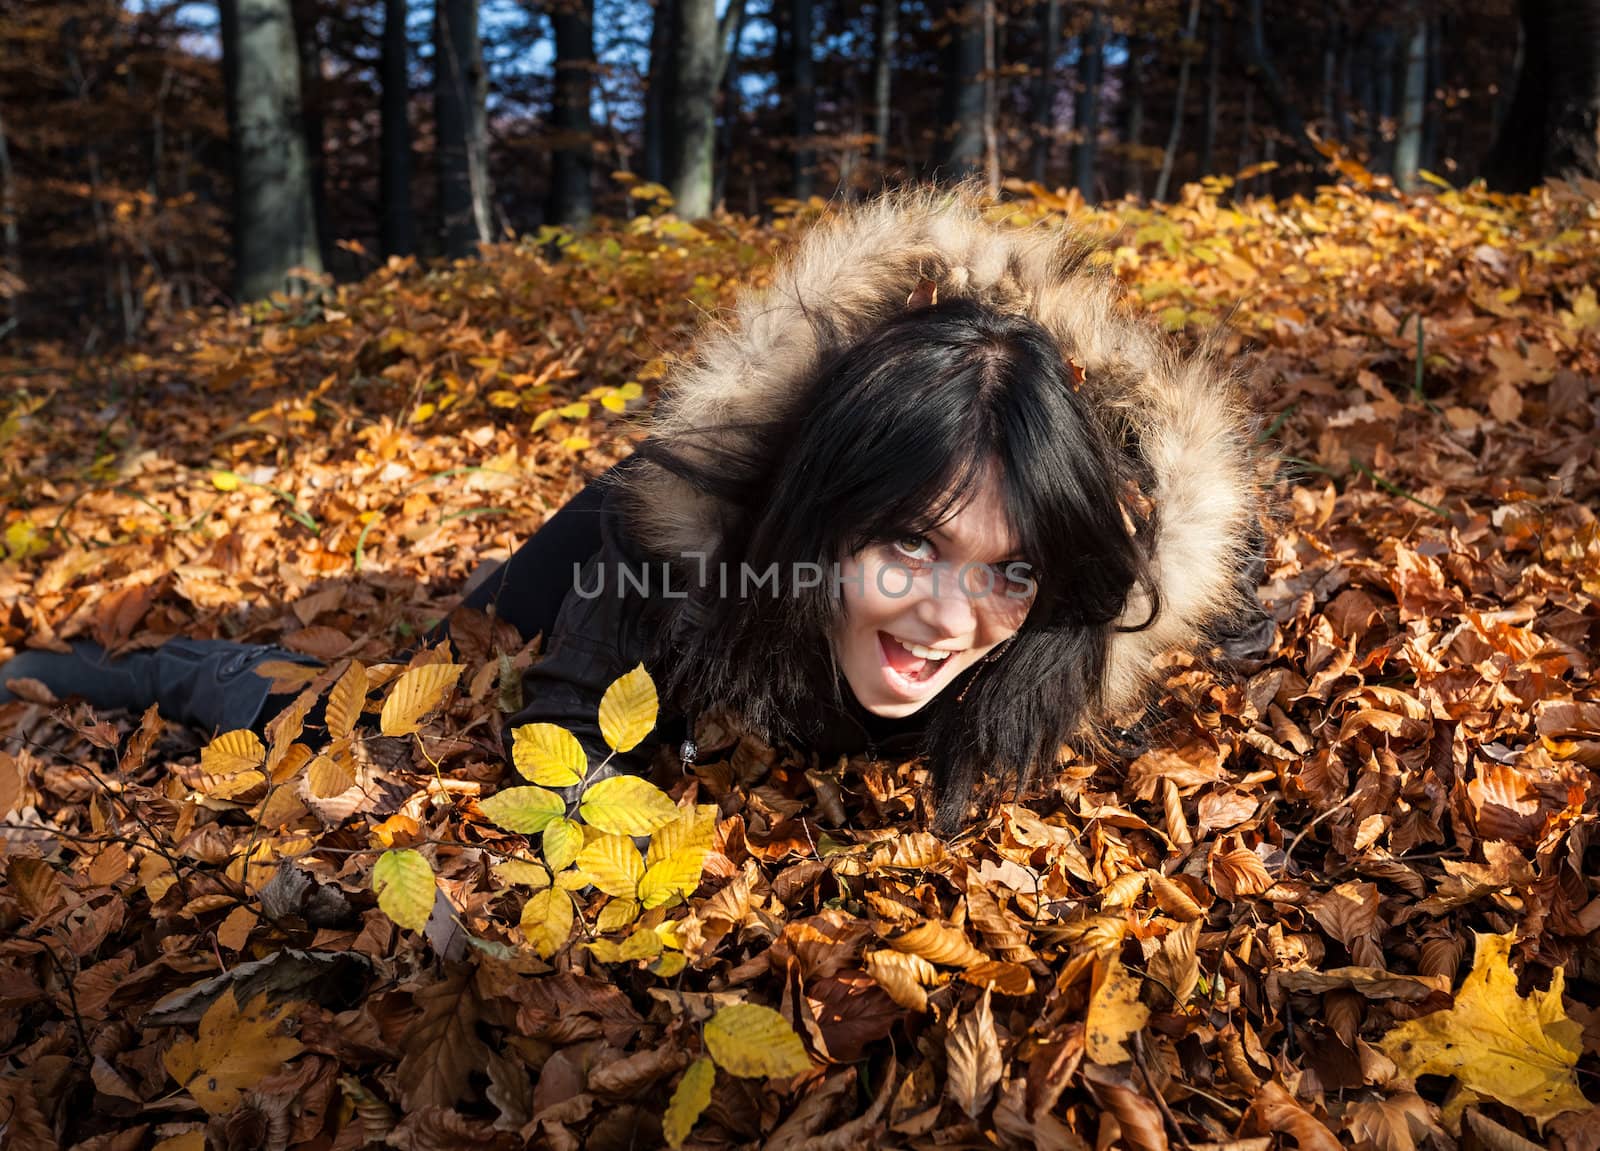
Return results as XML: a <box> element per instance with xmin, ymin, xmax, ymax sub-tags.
<box><xmin>911</xmin><ymin>568</ymin><xmax>979</xmax><ymax>641</ymax></box>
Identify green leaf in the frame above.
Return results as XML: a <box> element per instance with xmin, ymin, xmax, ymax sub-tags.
<box><xmin>480</xmin><ymin>785</ymin><xmax>565</xmax><ymax>834</ymax></box>
<box><xmin>371</xmin><ymin>849</ymin><xmax>435</xmax><ymax>932</ymax></box>
<box><xmin>579</xmin><ymin>775</ymin><xmax>678</xmax><ymax>836</ymax></box>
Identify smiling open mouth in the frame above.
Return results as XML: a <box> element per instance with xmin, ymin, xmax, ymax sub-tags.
<box><xmin>877</xmin><ymin>631</ymin><xmax>957</xmax><ymax>689</ymax></box>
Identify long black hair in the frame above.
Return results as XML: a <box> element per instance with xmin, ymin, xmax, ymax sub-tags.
<box><xmin>630</xmin><ymin>296</ymin><xmax>1159</xmax><ymax>831</ymax></box>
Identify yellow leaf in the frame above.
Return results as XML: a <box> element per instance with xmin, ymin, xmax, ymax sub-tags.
<box><xmin>378</xmin><ymin>663</ymin><xmax>463</xmax><ymax>735</ymax></box>
<box><xmin>580</xmin><ymin>775</ymin><xmax>678</xmax><ymax>836</ymax></box>
<box><xmin>1085</xmin><ymin>950</ymin><xmax>1150</xmax><ymax>1065</ymax></box>
<box><xmin>152</xmin><ymin>1132</ymin><xmax>205</xmax><ymax>1151</ymax></box>
<box><xmin>649</xmin><ymin>950</ymin><xmax>687</xmax><ymax>978</ymax></box>
<box><xmin>618</xmin><ymin>928</ymin><xmax>663</xmax><ymax>960</ymax></box>
<box><xmin>410</xmin><ymin>402</ymin><xmax>435</xmax><ymax>423</ymax></box>
<box><xmin>618</xmin><ymin>382</ymin><xmax>643</xmax><ymax>399</ymax></box>
<box><xmin>480</xmin><ymin>785</ymin><xmax>565</xmax><ymax>834</ymax></box>
<box><xmin>511</xmin><ymin>723</ymin><xmax>586</xmax><ymax>787</ymax></box>
<box><xmin>599</xmin><ymin>663</ymin><xmax>658</xmax><ymax>752</ymax></box>
<box><xmin>201</xmin><ymin>729</ymin><xmax>265</xmax><ymax>775</ymax></box>
<box><xmin>325</xmin><ymin>661</ymin><xmax>368</xmax><ymax>740</ymax></box>
<box><xmin>557</xmin><ymin>401</ymin><xmax>591</xmax><ymax>419</ymax></box>
<box><xmin>162</xmin><ymin>989</ymin><xmax>304</xmax><ymax>1115</ymax></box>
<box><xmin>1378</xmin><ymin>931</ymin><xmax>1587</xmax><ymax>1125</ymax></box>
<box><xmin>586</xmin><ymin>938</ymin><xmax>625</xmax><ymax>963</ymax></box>
<box><xmin>554</xmin><ymin>867</ymin><xmax>591</xmax><ymax>891</ymax></box>
<box><xmin>492</xmin><ymin>857</ymin><xmax>551</xmax><ymax>887</ymax></box>
<box><xmin>576</xmin><ymin>834</ymin><xmax>644</xmax><ymax>898</ymax></box>
<box><xmin>703</xmin><ymin>1004</ymin><xmax>812</xmax><ymax>1078</ymax></box>
<box><xmin>561</xmin><ymin>435</ymin><xmax>591</xmax><ymax>452</ymax></box>
<box><xmin>664</xmin><ymin>1057</ymin><xmax>715</xmax><ymax>1148</ymax></box>
<box><xmin>639</xmin><ymin>847</ymin><xmax>711</xmax><ymax>910</ymax></box>
<box><xmin>307</xmin><ymin>754</ymin><xmax>355</xmax><ymax>798</ymax></box>
<box><xmin>487</xmin><ymin>390</ymin><xmax>521</xmax><ymax>408</ymax></box>
<box><xmin>531</xmin><ymin>410</ymin><xmax>558</xmax><ymax>432</ymax></box>
<box><xmin>542</xmin><ymin>817</ymin><xmax>584</xmax><ymax>872</ymax></box>
<box><xmin>206</xmin><ymin>769</ymin><xmax>265</xmax><ymax>800</ymax></box>
<box><xmin>211</xmin><ymin>470</ymin><xmax>241</xmax><ymax>492</ymax></box>
<box><xmin>596</xmin><ymin>897</ymin><xmax>641</xmax><ymax>932</ymax></box>
<box><xmin>371</xmin><ymin>849</ymin><xmax>435</xmax><ymax>932</ymax></box>
<box><xmin>520</xmin><ymin>888</ymin><xmax>574</xmax><ymax>958</ymax></box>
<box><xmin>647</xmin><ymin>804</ymin><xmax>719</xmax><ymax>867</ymax></box>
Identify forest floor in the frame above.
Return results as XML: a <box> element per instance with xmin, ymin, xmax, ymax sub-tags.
<box><xmin>1</xmin><ymin>174</ymin><xmax>1599</xmax><ymax>1151</ymax></box>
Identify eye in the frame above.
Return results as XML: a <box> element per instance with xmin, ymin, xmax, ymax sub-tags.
<box><xmin>890</xmin><ymin>535</ymin><xmax>936</xmax><ymax>564</ymax></box>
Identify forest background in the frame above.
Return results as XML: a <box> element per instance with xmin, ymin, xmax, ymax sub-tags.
<box><xmin>3</xmin><ymin>0</ymin><xmax>1600</xmax><ymax>1149</ymax></box>
<box><xmin>3</xmin><ymin>0</ymin><xmax>1598</xmax><ymax>338</ymax></box>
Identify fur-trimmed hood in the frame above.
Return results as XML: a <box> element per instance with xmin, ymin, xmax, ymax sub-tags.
<box><xmin>614</xmin><ymin>185</ymin><xmax>1262</xmax><ymax>726</ymax></box>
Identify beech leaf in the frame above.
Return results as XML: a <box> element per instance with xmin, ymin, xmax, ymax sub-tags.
<box><xmin>511</xmin><ymin>722</ymin><xmax>587</xmax><ymax>787</ymax></box>
<box><xmin>703</xmin><ymin>1003</ymin><xmax>813</xmax><ymax>1078</ymax></box>
<box><xmin>379</xmin><ymin>663</ymin><xmax>463</xmax><ymax>735</ymax></box>
<box><xmin>598</xmin><ymin>662</ymin><xmax>657</xmax><ymax>752</ymax></box>
<box><xmin>664</xmin><ymin>1057</ymin><xmax>715</xmax><ymax>1149</ymax></box>
<box><xmin>371</xmin><ymin>848</ymin><xmax>435</xmax><ymax>932</ymax></box>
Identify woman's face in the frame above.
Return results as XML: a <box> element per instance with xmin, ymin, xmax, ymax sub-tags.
<box><xmin>830</xmin><ymin>467</ymin><xmax>1035</xmax><ymax>718</ymax></box>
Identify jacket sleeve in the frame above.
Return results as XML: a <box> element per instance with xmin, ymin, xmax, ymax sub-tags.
<box><xmin>500</xmin><ymin>510</ymin><xmax>666</xmax><ymax>807</ymax></box>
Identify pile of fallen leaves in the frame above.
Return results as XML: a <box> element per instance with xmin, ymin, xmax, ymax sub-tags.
<box><xmin>1</xmin><ymin>168</ymin><xmax>1598</xmax><ymax>1151</ymax></box>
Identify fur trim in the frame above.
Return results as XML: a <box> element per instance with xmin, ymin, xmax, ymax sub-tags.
<box><xmin>617</xmin><ymin>184</ymin><xmax>1262</xmax><ymax>722</ymax></box>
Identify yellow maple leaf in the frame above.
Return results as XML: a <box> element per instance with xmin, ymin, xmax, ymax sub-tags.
<box><xmin>162</xmin><ymin>989</ymin><xmax>305</xmax><ymax>1115</ymax></box>
<box><xmin>1378</xmin><ymin>931</ymin><xmax>1587</xmax><ymax>1126</ymax></box>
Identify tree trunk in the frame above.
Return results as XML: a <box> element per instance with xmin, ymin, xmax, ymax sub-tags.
<box><xmin>380</xmin><ymin>0</ymin><xmax>416</xmax><ymax>256</ymax></box>
<box><xmin>1199</xmin><ymin>1</ymin><xmax>1220</xmax><ymax>174</ymax></box>
<box><xmin>1072</xmin><ymin>7</ymin><xmax>1105</xmax><ymax>198</ymax></box>
<box><xmin>290</xmin><ymin>0</ymin><xmax>330</xmax><ymax>266</ymax></box>
<box><xmin>667</xmin><ymin>0</ymin><xmax>718</xmax><ymax>216</ymax></box>
<box><xmin>0</xmin><ymin>105</ymin><xmax>19</xmax><ymax>335</ymax></box>
<box><xmin>713</xmin><ymin>0</ymin><xmax>749</xmax><ymax>207</ymax></box>
<box><xmin>434</xmin><ymin>0</ymin><xmax>492</xmax><ymax>256</ymax></box>
<box><xmin>549</xmin><ymin>0</ymin><xmax>595</xmax><ymax>228</ymax></box>
<box><xmin>1029</xmin><ymin>0</ymin><xmax>1062</xmax><ymax>183</ymax></box>
<box><xmin>1485</xmin><ymin>0</ymin><xmax>1600</xmax><ymax>189</ymax></box>
<box><xmin>873</xmin><ymin>0</ymin><xmax>898</xmax><ymax>168</ymax></box>
<box><xmin>1393</xmin><ymin>12</ymin><xmax>1427</xmax><ymax>190</ymax></box>
<box><xmin>643</xmin><ymin>0</ymin><xmax>674</xmax><ymax>184</ymax></box>
<box><xmin>939</xmin><ymin>0</ymin><xmax>985</xmax><ymax>175</ymax></box>
<box><xmin>1121</xmin><ymin>35</ymin><xmax>1146</xmax><ymax>198</ymax></box>
<box><xmin>1155</xmin><ymin>0</ymin><xmax>1201</xmax><ymax>201</ymax></box>
<box><xmin>792</xmin><ymin>0</ymin><xmax>816</xmax><ymax>197</ymax></box>
<box><xmin>1244</xmin><ymin>0</ymin><xmax>1306</xmax><ymax>159</ymax></box>
<box><xmin>220</xmin><ymin>0</ymin><xmax>324</xmax><ymax>301</ymax></box>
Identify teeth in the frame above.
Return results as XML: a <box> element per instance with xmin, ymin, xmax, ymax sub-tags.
<box><xmin>894</xmin><ymin>637</ymin><xmax>953</xmax><ymax>661</ymax></box>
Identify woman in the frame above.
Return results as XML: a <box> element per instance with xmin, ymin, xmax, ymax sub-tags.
<box><xmin>1</xmin><ymin>187</ymin><xmax>1266</xmax><ymax>832</ymax></box>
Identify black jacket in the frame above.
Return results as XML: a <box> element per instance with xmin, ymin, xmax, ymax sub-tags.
<box><xmin>472</xmin><ymin>459</ymin><xmax>929</xmax><ymax>790</ymax></box>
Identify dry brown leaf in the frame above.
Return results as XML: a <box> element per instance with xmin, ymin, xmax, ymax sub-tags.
<box><xmin>944</xmin><ymin>987</ymin><xmax>1001</xmax><ymax>1119</ymax></box>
